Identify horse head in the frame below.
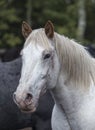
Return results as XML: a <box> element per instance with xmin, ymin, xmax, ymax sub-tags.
<box><xmin>13</xmin><ymin>21</ymin><xmax>60</xmax><ymax>113</ymax></box>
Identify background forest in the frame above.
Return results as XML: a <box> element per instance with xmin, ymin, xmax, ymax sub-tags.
<box><xmin>0</xmin><ymin>0</ymin><xmax>95</xmax><ymax>49</ymax></box>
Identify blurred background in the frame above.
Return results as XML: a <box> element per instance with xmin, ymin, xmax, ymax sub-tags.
<box><xmin>0</xmin><ymin>0</ymin><xmax>95</xmax><ymax>61</ymax></box>
<box><xmin>0</xmin><ymin>1</ymin><xmax>95</xmax><ymax>130</ymax></box>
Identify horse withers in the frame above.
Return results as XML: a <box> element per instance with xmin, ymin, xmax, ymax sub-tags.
<box><xmin>14</xmin><ymin>21</ymin><xmax>95</xmax><ymax>130</ymax></box>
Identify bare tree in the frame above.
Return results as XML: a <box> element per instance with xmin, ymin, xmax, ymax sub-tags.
<box><xmin>77</xmin><ymin>0</ymin><xmax>86</xmax><ymax>41</ymax></box>
<box><xmin>26</xmin><ymin>0</ymin><xmax>32</xmax><ymax>26</ymax></box>
<box><xmin>92</xmin><ymin>0</ymin><xmax>95</xmax><ymax>3</ymax></box>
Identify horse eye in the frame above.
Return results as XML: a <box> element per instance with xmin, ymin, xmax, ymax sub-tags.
<box><xmin>44</xmin><ymin>53</ymin><xmax>51</xmax><ymax>59</ymax></box>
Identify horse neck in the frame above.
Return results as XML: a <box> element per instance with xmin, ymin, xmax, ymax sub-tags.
<box><xmin>51</xmin><ymin>73</ymin><xmax>95</xmax><ymax>130</ymax></box>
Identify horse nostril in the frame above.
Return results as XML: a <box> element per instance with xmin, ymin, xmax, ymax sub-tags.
<box><xmin>25</xmin><ymin>93</ymin><xmax>33</xmax><ymax>105</ymax></box>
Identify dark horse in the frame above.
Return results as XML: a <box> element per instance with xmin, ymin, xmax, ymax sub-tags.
<box><xmin>0</xmin><ymin>58</ymin><xmax>31</xmax><ymax>130</ymax></box>
<box><xmin>0</xmin><ymin>57</ymin><xmax>54</xmax><ymax>130</ymax></box>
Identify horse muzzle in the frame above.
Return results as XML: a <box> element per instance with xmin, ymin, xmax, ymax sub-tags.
<box><xmin>13</xmin><ymin>92</ymin><xmax>37</xmax><ymax>113</ymax></box>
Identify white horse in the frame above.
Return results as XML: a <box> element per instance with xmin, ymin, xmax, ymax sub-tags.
<box><xmin>13</xmin><ymin>21</ymin><xmax>95</xmax><ymax>130</ymax></box>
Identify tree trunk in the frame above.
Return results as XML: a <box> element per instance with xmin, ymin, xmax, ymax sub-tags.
<box><xmin>26</xmin><ymin>0</ymin><xmax>32</xmax><ymax>26</ymax></box>
<box><xmin>77</xmin><ymin>0</ymin><xmax>86</xmax><ymax>41</ymax></box>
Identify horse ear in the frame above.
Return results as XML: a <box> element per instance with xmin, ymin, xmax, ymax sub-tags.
<box><xmin>22</xmin><ymin>21</ymin><xmax>32</xmax><ymax>39</ymax></box>
<box><xmin>44</xmin><ymin>20</ymin><xmax>54</xmax><ymax>38</ymax></box>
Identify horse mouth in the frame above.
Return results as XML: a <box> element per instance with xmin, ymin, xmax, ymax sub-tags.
<box><xmin>18</xmin><ymin>102</ymin><xmax>38</xmax><ymax>113</ymax></box>
<box><xmin>21</xmin><ymin>106</ymin><xmax>36</xmax><ymax>113</ymax></box>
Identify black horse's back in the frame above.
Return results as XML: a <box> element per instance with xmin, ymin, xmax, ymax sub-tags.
<box><xmin>0</xmin><ymin>58</ymin><xmax>32</xmax><ymax>130</ymax></box>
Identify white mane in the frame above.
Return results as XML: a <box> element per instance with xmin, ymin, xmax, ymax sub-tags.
<box><xmin>54</xmin><ymin>33</ymin><xmax>95</xmax><ymax>89</ymax></box>
<box><xmin>24</xmin><ymin>29</ymin><xmax>95</xmax><ymax>89</ymax></box>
